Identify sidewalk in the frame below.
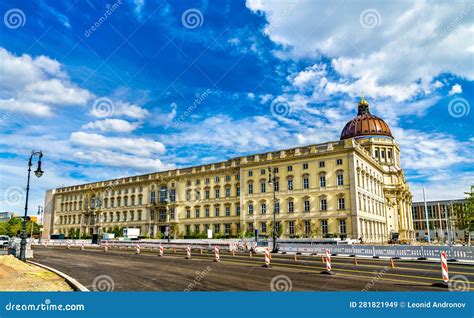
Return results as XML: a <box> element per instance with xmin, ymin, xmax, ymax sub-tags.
<box><xmin>0</xmin><ymin>255</ymin><xmax>72</xmax><ymax>291</ymax></box>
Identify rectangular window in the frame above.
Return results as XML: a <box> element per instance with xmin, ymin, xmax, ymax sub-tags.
<box><xmin>337</xmin><ymin>174</ymin><xmax>344</xmax><ymax>186</ymax></box>
<box><xmin>248</xmin><ymin>222</ymin><xmax>254</xmax><ymax>233</ymax></box>
<box><xmin>304</xmin><ymin>220</ymin><xmax>311</xmax><ymax>235</ymax></box>
<box><xmin>205</xmin><ymin>208</ymin><xmax>210</xmax><ymax>217</ymax></box>
<box><xmin>338</xmin><ymin>197</ymin><xmax>345</xmax><ymax>210</ymax></box>
<box><xmin>375</xmin><ymin>147</ymin><xmax>380</xmax><ymax>158</ymax></box>
<box><xmin>225</xmin><ymin>187</ymin><xmax>231</xmax><ymax>197</ymax></box>
<box><xmin>304</xmin><ymin>200</ymin><xmax>310</xmax><ymax>212</ymax></box>
<box><xmin>275</xmin><ymin>221</ymin><xmax>280</xmax><ymax>234</ymax></box>
<box><xmin>214</xmin><ymin>224</ymin><xmax>220</xmax><ymax>234</ymax></box>
<box><xmin>288</xmin><ymin>201</ymin><xmax>294</xmax><ymax>213</ymax></box>
<box><xmin>225</xmin><ymin>223</ymin><xmax>231</xmax><ymax>234</ymax></box>
<box><xmin>287</xmin><ymin>165</ymin><xmax>293</xmax><ymax>172</ymax></box>
<box><xmin>150</xmin><ymin>191</ymin><xmax>156</xmax><ymax>204</ymax></box>
<box><xmin>236</xmin><ymin>206</ymin><xmax>240</xmax><ymax>216</ymax></box>
<box><xmin>195</xmin><ymin>208</ymin><xmax>200</xmax><ymax>218</ymax></box>
<box><xmin>289</xmin><ymin>221</ymin><xmax>295</xmax><ymax>235</ymax></box>
<box><xmin>215</xmin><ymin>176</ymin><xmax>220</xmax><ymax>183</ymax></box>
<box><xmin>186</xmin><ymin>225</ymin><xmax>191</xmax><ymax>236</ymax></box>
<box><xmin>260</xmin><ymin>169</ymin><xmax>265</xmax><ymax>175</ymax></box>
<box><xmin>215</xmin><ymin>188</ymin><xmax>220</xmax><ymax>198</ymax></box>
<box><xmin>320</xmin><ymin>175</ymin><xmax>326</xmax><ymax>188</ymax></box>
<box><xmin>321</xmin><ymin>220</ymin><xmax>328</xmax><ymax>235</ymax></box>
<box><xmin>287</xmin><ymin>179</ymin><xmax>293</xmax><ymax>191</ymax></box>
<box><xmin>205</xmin><ymin>178</ymin><xmax>210</xmax><ymax>185</ymax></box>
<box><xmin>225</xmin><ymin>175</ymin><xmax>231</xmax><ymax>182</ymax></box>
<box><xmin>195</xmin><ymin>224</ymin><xmax>200</xmax><ymax>234</ymax></box>
<box><xmin>248</xmin><ymin>204</ymin><xmax>254</xmax><ymax>215</ymax></box>
<box><xmin>336</xmin><ymin>159</ymin><xmax>343</xmax><ymax>165</ymax></box>
<box><xmin>261</xmin><ymin>182</ymin><xmax>266</xmax><ymax>193</ymax></box>
<box><xmin>261</xmin><ymin>203</ymin><xmax>267</xmax><ymax>214</ymax></box>
<box><xmin>159</xmin><ymin>210</ymin><xmax>166</xmax><ymax>221</ymax></box>
<box><xmin>274</xmin><ymin>180</ymin><xmax>279</xmax><ymax>192</ymax></box>
<box><xmin>225</xmin><ymin>206</ymin><xmax>231</xmax><ymax>216</ymax></box>
<box><xmin>248</xmin><ymin>171</ymin><xmax>253</xmax><ymax>177</ymax></box>
<box><xmin>215</xmin><ymin>206</ymin><xmax>220</xmax><ymax>217</ymax></box>
<box><xmin>138</xmin><ymin>211</ymin><xmax>142</xmax><ymax>221</ymax></box>
<box><xmin>205</xmin><ymin>190</ymin><xmax>210</xmax><ymax>199</ymax></box>
<box><xmin>170</xmin><ymin>189</ymin><xmax>176</xmax><ymax>202</ymax></box>
<box><xmin>169</xmin><ymin>208</ymin><xmax>174</xmax><ymax>220</ymax></box>
<box><xmin>236</xmin><ymin>187</ymin><xmax>240</xmax><ymax>196</ymax></box>
<box><xmin>261</xmin><ymin>222</ymin><xmax>267</xmax><ymax>233</ymax></box>
<box><xmin>319</xmin><ymin>161</ymin><xmax>325</xmax><ymax>168</ymax></box>
<box><xmin>339</xmin><ymin>219</ymin><xmax>346</xmax><ymax>234</ymax></box>
<box><xmin>248</xmin><ymin>183</ymin><xmax>253</xmax><ymax>194</ymax></box>
<box><xmin>303</xmin><ymin>177</ymin><xmax>309</xmax><ymax>189</ymax></box>
<box><xmin>303</xmin><ymin>163</ymin><xmax>308</xmax><ymax>170</ymax></box>
<box><xmin>186</xmin><ymin>209</ymin><xmax>191</xmax><ymax>219</ymax></box>
<box><xmin>274</xmin><ymin>202</ymin><xmax>280</xmax><ymax>214</ymax></box>
<box><xmin>320</xmin><ymin>198</ymin><xmax>327</xmax><ymax>211</ymax></box>
<box><xmin>387</xmin><ymin>149</ymin><xmax>392</xmax><ymax>159</ymax></box>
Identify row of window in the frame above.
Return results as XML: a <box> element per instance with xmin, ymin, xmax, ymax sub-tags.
<box><xmin>247</xmin><ymin>197</ymin><xmax>345</xmax><ymax>215</ymax></box>
<box><xmin>58</xmin><ymin>210</ymin><xmax>144</xmax><ymax>225</ymax></box>
<box><xmin>184</xmin><ymin>219</ymin><xmax>347</xmax><ymax>236</ymax></box>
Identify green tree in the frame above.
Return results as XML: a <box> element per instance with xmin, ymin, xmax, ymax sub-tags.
<box><xmin>0</xmin><ymin>222</ymin><xmax>8</xmax><ymax>235</ymax></box>
<box><xmin>457</xmin><ymin>186</ymin><xmax>474</xmax><ymax>241</ymax></box>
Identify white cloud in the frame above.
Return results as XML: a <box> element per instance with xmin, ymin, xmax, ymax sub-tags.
<box><xmin>246</xmin><ymin>0</ymin><xmax>474</xmax><ymax>101</ymax></box>
<box><xmin>82</xmin><ymin>119</ymin><xmax>141</xmax><ymax>132</ymax></box>
<box><xmin>0</xmin><ymin>47</ymin><xmax>92</xmax><ymax>117</ymax></box>
<box><xmin>70</xmin><ymin>132</ymin><xmax>166</xmax><ymax>157</ymax></box>
<box><xmin>448</xmin><ymin>83</ymin><xmax>462</xmax><ymax>95</ymax></box>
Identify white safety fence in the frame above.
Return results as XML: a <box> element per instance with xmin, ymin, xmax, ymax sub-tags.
<box><xmin>277</xmin><ymin>244</ymin><xmax>474</xmax><ymax>262</ymax></box>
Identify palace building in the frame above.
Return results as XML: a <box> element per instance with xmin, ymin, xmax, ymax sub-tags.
<box><xmin>43</xmin><ymin>98</ymin><xmax>414</xmax><ymax>243</ymax></box>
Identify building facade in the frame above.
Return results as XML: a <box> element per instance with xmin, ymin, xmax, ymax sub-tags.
<box><xmin>0</xmin><ymin>211</ymin><xmax>14</xmax><ymax>223</ymax></box>
<box><xmin>44</xmin><ymin>98</ymin><xmax>414</xmax><ymax>242</ymax></box>
<box><xmin>412</xmin><ymin>199</ymin><xmax>468</xmax><ymax>243</ymax></box>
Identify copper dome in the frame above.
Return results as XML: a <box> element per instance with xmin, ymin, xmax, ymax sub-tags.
<box><xmin>340</xmin><ymin>98</ymin><xmax>393</xmax><ymax>140</ymax></box>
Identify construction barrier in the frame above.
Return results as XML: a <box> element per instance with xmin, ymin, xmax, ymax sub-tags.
<box><xmin>135</xmin><ymin>243</ymin><xmax>140</xmax><ymax>254</ymax></box>
<box><xmin>214</xmin><ymin>246</ymin><xmax>220</xmax><ymax>262</ymax></box>
<box><xmin>81</xmin><ymin>242</ymin><xmax>84</xmax><ymax>250</ymax></box>
<box><xmin>325</xmin><ymin>250</ymin><xmax>331</xmax><ymax>272</ymax></box>
<box><xmin>185</xmin><ymin>245</ymin><xmax>191</xmax><ymax>259</ymax></box>
<box><xmin>263</xmin><ymin>248</ymin><xmax>270</xmax><ymax>268</ymax></box>
<box><xmin>441</xmin><ymin>251</ymin><xmax>449</xmax><ymax>283</ymax></box>
<box><xmin>159</xmin><ymin>244</ymin><xmax>164</xmax><ymax>257</ymax></box>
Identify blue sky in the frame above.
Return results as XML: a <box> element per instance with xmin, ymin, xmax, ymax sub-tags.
<box><xmin>0</xmin><ymin>0</ymin><xmax>472</xmax><ymax>215</ymax></box>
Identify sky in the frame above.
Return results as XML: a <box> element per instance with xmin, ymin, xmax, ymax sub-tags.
<box><xmin>0</xmin><ymin>0</ymin><xmax>472</xmax><ymax>215</ymax></box>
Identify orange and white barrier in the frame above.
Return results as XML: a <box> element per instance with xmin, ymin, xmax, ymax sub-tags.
<box><xmin>185</xmin><ymin>245</ymin><xmax>191</xmax><ymax>259</ymax></box>
<box><xmin>441</xmin><ymin>251</ymin><xmax>449</xmax><ymax>283</ymax></box>
<box><xmin>325</xmin><ymin>250</ymin><xmax>332</xmax><ymax>272</ymax></box>
<box><xmin>214</xmin><ymin>246</ymin><xmax>220</xmax><ymax>262</ymax></box>
<box><xmin>263</xmin><ymin>248</ymin><xmax>271</xmax><ymax>267</ymax></box>
<box><xmin>81</xmin><ymin>242</ymin><xmax>84</xmax><ymax>250</ymax></box>
<box><xmin>67</xmin><ymin>241</ymin><xmax>71</xmax><ymax>249</ymax></box>
<box><xmin>104</xmin><ymin>241</ymin><xmax>109</xmax><ymax>252</ymax></box>
<box><xmin>159</xmin><ymin>244</ymin><xmax>164</xmax><ymax>257</ymax></box>
<box><xmin>135</xmin><ymin>243</ymin><xmax>140</xmax><ymax>254</ymax></box>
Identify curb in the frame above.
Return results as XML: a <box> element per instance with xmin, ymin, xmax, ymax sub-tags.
<box><xmin>27</xmin><ymin>260</ymin><xmax>89</xmax><ymax>292</ymax></box>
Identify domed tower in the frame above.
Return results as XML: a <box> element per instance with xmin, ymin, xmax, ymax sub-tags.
<box><xmin>341</xmin><ymin>97</ymin><xmax>399</xmax><ymax>168</ymax></box>
<box><xmin>341</xmin><ymin>98</ymin><xmax>414</xmax><ymax>242</ymax></box>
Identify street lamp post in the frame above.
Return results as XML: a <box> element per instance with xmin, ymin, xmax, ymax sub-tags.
<box><xmin>20</xmin><ymin>151</ymin><xmax>44</xmax><ymax>262</ymax></box>
<box><xmin>165</xmin><ymin>189</ymin><xmax>171</xmax><ymax>243</ymax></box>
<box><xmin>268</xmin><ymin>166</ymin><xmax>278</xmax><ymax>253</ymax></box>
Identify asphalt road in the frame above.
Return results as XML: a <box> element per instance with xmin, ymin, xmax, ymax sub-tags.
<box><xmin>32</xmin><ymin>246</ymin><xmax>474</xmax><ymax>291</ymax></box>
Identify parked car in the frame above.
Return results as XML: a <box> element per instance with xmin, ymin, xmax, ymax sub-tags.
<box><xmin>0</xmin><ymin>235</ymin><xmax>9</xmax><ymax>247</ymax></box>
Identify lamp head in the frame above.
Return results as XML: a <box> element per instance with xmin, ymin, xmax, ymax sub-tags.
<box><xmin>34</xmin><ymin>153</ymin><xmax>44</xmax><ymax>178</ymax></box>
